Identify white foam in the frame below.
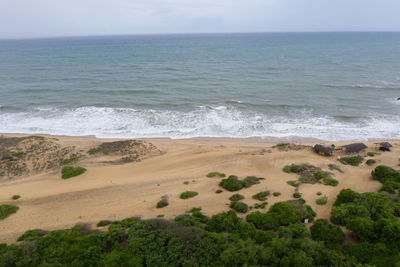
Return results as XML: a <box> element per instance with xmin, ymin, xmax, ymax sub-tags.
<box><xmin>0</xmin><ymin>105</ymin><xmax>399</xmax><ymax>140</ymax></box>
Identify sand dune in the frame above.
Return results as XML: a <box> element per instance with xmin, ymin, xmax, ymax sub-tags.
<box><xmin>0</xmin><ymin>134</ymin><xmax>399</xmax><ymax>244</ymax></box>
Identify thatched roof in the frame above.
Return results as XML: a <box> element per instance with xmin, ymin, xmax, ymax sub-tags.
<box><xmin>342</xmin><ymin>143</ymin><xmax>367</xmax><ymax>153</ymax></box>
<box><xmin>313</xmin><ymin>144</ymin><xmax>333</xmax><ymax>156</ymax></box>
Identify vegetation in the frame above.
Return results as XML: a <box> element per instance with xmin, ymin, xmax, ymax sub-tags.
<box><xmin>180</xmin><ymin>191</ymin><xmax>198</xmax><ymax>199</ymax></box>
<box><xmin>276</xmin><ymin>143</ymin><xmax>289</xmax><ymax>147</ymax></box>
<box><xmin>322</xmin><ymin>176</ymin><xmax>339</xmax><ymax>186</ymax></box>
<box><xmin>328</xmin><ymin>163</ymin><xmax>344</xmax><ymax>173</ymax></box>
<box><xmin>206</xmin><ymin>172</ymin><xmax>226</xmax><ymax>178</ymax></box>
<box><xmin>229</xmin><ymin>194</ymin><xmax>244</xmax><ymax>202</ymax></box>
<box><xmin>286</xmin><ymin>180</ymin><xmax>299</xmax><ymax>187</ymax></box>
<box><xmin>338</xmin><ymin>156</ymin><xmax>362</xmax><ymax>166</ymax></box>
<box><xmin>61</xmin><ymin>166</ymin><xmax>86</xmax><ymax>179</ymax></box>
<box><xmin>316</xmin><ymin>196</ymin><xmax>328</xmax><ymax>205</ymax></box>
<box><xmin>218</xmin><ymin>175</ymin><xmax>262</xmax><ymax>191</ymax></box>
<box><xmin>230</xmin><ymin>201</ymin><xmax>248</xmax><ymax>213</ymax></box>
<box><xmin>62</xmin><ymin>158</ymin><xmax>73</xmax><ymax>164</ymax></box>
<box><xmin>310</xmin><ymin>219</ymin><xmax>345</xmax><ymax>249</ymax></box>
<box><xmin>293</xmin><ymin>192</ymin><xmax>302</xmax><ymax>198</ymax></box>
<box><xmin>367</xmin><ymin>152</ymin><xmax>377</xmax><ymax>157</ymax></box>
<box><xmin>97</xmin><ymin>220</ymin><xmax>112</xmax><ymax>227</ymax></box>
<box><xmin>11</xmin><ymin>195</ymin><xmax>20</xmax><ymax>200</ymax></box>
<box><xmin>88</xmin><ymin>147</ymin><xmax>103</xmax><ymax>155</ymax></box>
<box><xmin>157</xmin><ymin>214</ymin><xmax>164</xmax><ymax>218</ymax></box>
<box><xmin>252</xmin><ymin>191</ymin><xmax>270</xmax><ymax>201</ymax></box>
<box><xmin>157</xmin><ymin>196</ymin><xmax>169</xmax><ymax>208</ymax></box>
<box><xmin>0</xmin><ymin>204</ymin><xmax>19</xmax><ymax>220</ymax></box>
<box><xmin>366</xmin><ymin>159</ymin><xmax>376</xmax><ymax>166</ymax></box>
<box><xmin>12</xmin><ymin>151</ymin><xmax>25</xmax><ymax>158</ymax></box>
<box><xmin>254</xmin><ymin>202</ymin><xmax>268</xmax><ymax>209</ymax></box>
<box><xmin>272</xmin><ymin>192</ymin><xmax>280</xmax><ymax>197</ymax></box>
<box><xmin>215</xmin><ymin>189</ymin><xmax>223</xmax><ymax>194</ymax></box>
<box><xmin>316</xmin><ymin>191</ymin><xmax>322</xmax><ymax>196</ymax></box>
<box><xmin>371</xmin><ymin>165</ymin><xmax>400</xmax><ymax>194</ymax></box>
<box><xmin>183</xmin><ymin>181</ymin><xmax>189</xmax><ymax>185</ymax></box>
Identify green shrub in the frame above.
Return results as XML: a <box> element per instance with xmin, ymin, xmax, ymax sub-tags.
<box><xmin>273</xmin><ymin>192</ymin><xmax>280</xmax><ymax>197</ymax></box>
<box><xmin>242</xmin><ymin>176</ymin><xmax>262</xmax><ymax>188</ymax></box>
<box><xmin>183</xmin><ymin>181</ymin><xmax>189</xmax><ymax>185</ymax></box>
<box><xmin>338</xmin><ymin>156</ymin><xmax>362</xmax><ymax>166</ymax></box>
<box><xmin>230</xmin><ymin>201</ymin><xmax>248</xmax><ymax>213</ymax></box>
<box><xmin>157</xmin><ymin>214</ymin><xmax>164</xmax><ymax>218</ymax></box>
<box><xmin>316</xmin><ymin>191</ymin><xmax>322</xmax><ymax>196</ymax></box>
<box><xmin>323</xmin><ymin>177</ymin><xmax>339</xmax><ymax>186</ymax></box>
<box><xmin>215</xmin><ymin>189</ymin><xmax>223</xmax><ymax>194</ymax></box>
<box><xmin>219</xmin><ymin>175</ymin><xmax>261</xmax><ymax>191</ymax></box>
<box><xmin>367</xmin><ymin>152</ymin><xmax>377</xmax><ymax>157</ymax></box>
<box><xmin>180</xmin><ymin>191</ymin><xmax>198</xmax><ymax>199</ymax></box>
<box><xmin>293</xmin><ymin>192</ymin><xmax>302</xmax><ymax>198</ymax></box>
<box><xmin>252</xmin><ymin>191</ymin><xmax>270</xmax><ymax>201</ymax></box>
<box><xmin>276</xmin><ymin>143</ymin><xmax>289</xmax><ymax>147</ymax></box>
<box><xmin>12</xmin><ymin>151</ymin><xmax>25</xmax><ymax>157</ymax></box>
<box><xmin>11</xmin><ymin>195</ymin><xmax>20</xmax><ymax>200</ymax></box>
<box><xmin>278</xmin><ymin>223</ymin><xmax>310</xmax><ymax>239</ymax></box>
<box><xmin>0</xmin><ymin>204</ymin><xmax>19</xmax><ymax>220</ymax></box>
<box><xmin>17</xmin><ymin>229</ymin><xmax>48</xmax><ymax>241</ymax></box>
<box><xmin>206</xmin><ymin>172</ymin><xmax>226</xmax><ymax>178</ymax></box>
<box><xmin>62</xmin><ymin>158</ymin><xmax>73</xmax><ymax>164</ymax></box>
<box><xmin>97</xmin><ymin>220</ymin><xmax>112</xmax><ymax>227</ymax></box>
<box><xmin>246</xmin><ymin>211</ymin><xmax>280</xmax><ymax>230</ymax></box>
<box><xmin>316</xmin><ymin>196</ymin><xmax>328</xmax><ymax>205</ymax></box>
<box><xmin>269</xmin><ymin>202</ymin><xmax>303</xmax><ymax>226</ymax></box>
<box><xmin>157</xmin><ymin>196</ymin><xmax>169</xmax><ymax>208</ymax></box>
<box><xmin>282</xmin><ymin>164</ymin><xmax>300</xmax><ymax>173</ymax></box>
<box><xmin>254</xmin><ymin>202</ymin><xmax>268</xmax><ymax>209</ymax></box>
<box><xmin>310</xmin><ymin>219</ymin><xmax>345</xmax><ymax>249</ymax></box>
<box><xmin>229</xmin><ymin>193</ymin><xmax>244</xmax><ymax>201</ymax></box>
<box><xmin>366</xmin><ymin>159</ymin><xmax>376</xmax><ymax>166</ymax></box>
<box><xmin>61</xmin><ymin>166</ymin><xmax>86</xmax><ymax>179</ymax></box>
<box><xmin>88</xmin><ymin>147</ymin><xmax>103</xmax><ymax>154</ymax></box>
<box><xmin>328</xmin><ymin>163</ymin><xmax>344</xmax><ymax>173</ymax></box>
<box><xmin>286</xmin><ymin>180</ymin><xmax>299</xmax><ymax>187</ymax></box>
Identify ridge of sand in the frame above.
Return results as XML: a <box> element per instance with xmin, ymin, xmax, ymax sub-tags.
<box><xmin>0</xmin><ymin>134</ymin><xmax>399</xmax><ymax>244</ymax></box>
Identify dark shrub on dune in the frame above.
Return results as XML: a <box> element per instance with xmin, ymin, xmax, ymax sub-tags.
<box><xmin>61</xmin><ymin>166</ymin><xmax>86</xmax><ymax>179</ymax></box>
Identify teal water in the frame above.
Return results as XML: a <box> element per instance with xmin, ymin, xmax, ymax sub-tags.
<box><xmin>0</xmin><ymin>32</ymin><xmax>399</xmax><ymax>140</ymax></box>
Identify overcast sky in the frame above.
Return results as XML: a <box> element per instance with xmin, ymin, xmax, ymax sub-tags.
<box><xmin>1</xmin><ymin>0</ymin><xmax>400</xmax><ymax>39</ymax></box>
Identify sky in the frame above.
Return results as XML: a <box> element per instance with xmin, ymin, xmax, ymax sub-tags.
<box><xmin>1</xmin><ymin>0</ymin><xmax>400</xmax><ymax>39</ymax></box>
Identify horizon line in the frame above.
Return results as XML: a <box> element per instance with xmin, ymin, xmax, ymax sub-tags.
<box><xmin>1</xmin><ymin>30</ymin><xmax>400</xmax><ymax>41</ymax></box>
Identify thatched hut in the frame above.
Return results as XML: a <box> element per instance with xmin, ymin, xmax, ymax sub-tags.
<box><xmin>375</xmin><ymin>142</ymin><xmax>392</xmax><ymax>151</ymax></box>
<box><xmin>341</xmin><ymin>143</ymin><xmax>367</xmax><ymax>154</ymax></box>
<box><xmin>313</xmin><ymin>144</ymin><xmax>333</xmax><ymax>156</ymax></box>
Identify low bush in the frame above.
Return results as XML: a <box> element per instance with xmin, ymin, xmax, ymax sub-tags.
<box><xmin>273</xmin><ymin>192</ymin><xmax>280</xmax><ymax>197</ymax></box>
<box><xmin>219</xmin><ymin>175</ymin><xmax>262</xmax><ymax>191</ymax></box>
<box><xmin>371</xmin><ymin>165</ymin><xmax>400</xmax><ymax>194</ymax></box>
<box><xmin>230</xmin><ymin>201</ymin><xmax>248</xmax><ymax>213</ymax></box>
<box><xmin>311</xmin><ymin>219</ymin><xmax>345</xmax><ymax>249</ymax></box>
<box><xmin>276</xmin><ymin>143</ymin><xmax>289</xmax><ymax>147</ymax></box>
<box><xmin>316</xmin><ymin>196</ymin><xmax>328</xmax><ymax>205</ymax></box>
<box><xmin>254</xmin><ymin>202</ymin><xmax>268</xmax><ymax>209</ymax></box>
<box><xmin>316</xmin><ymin>191</ymin><xmax>322</xmax><ymax>196</ymax></box>
<box><xmin>11</xmin><ymin>195</ymin><xmax>20</xmax><ymax>200</ymax></box>
<box><xmin>97</xmin><ymin>220</ymin><xmax>112</xmax><ymax>227</ymax></box>
<box><xmin>287</xmin><ymin>180</ymin><xmax>299</xmax><ymax>187</ymax></box>
<box><xmin>157</xmin><ymin>214</ymin><xmax>164</xmax><ymax>218</ymax></box>
<box><xmin>293</xmin><ymin>192</ymin><xmax>302</xmax><ymax>198</ymax></box>
<box><xmin>157</xmin><ymin>196</ymin><xmax>169</xmax><ymax>208</ymax></box>
<box><xmin>367</xmin><ymin>152</ymin><xmax>377</xmax><ymax>157</ymax></box>
<box><xmin>62</xmin><ymin>158</ymin><xmax>73</xmax><ymax>164</ymax></box>
<box><xmin>12</xmin><ymin>151</ymin><xmax>25</xmax><ymax>158</ymax></box>
<box><xmin>338</xmin><ymin>156</ymin><xmax>362</xmax><ymax>166</ymax></box>
<box><xmin>0</xmin><ymin>204</ymin><xmax>19</xmax><ymax>220</ymax></box>
<box><xmin>252</xmin><ymin>191</ymin><xmax>270</xmax><ymax>201</ymax></box>
<box><xmin>215</xmin><ymin>189</ymin><xmax>223</xmax><ymax>194</ymax></box>
<box><xmin>17</xmin><ymin>229</ymin><xmax>48</xmax><ymax>241</ymax></box>
<box><xmin>206</xmin><ymin>172</ymin><xmax>226</xmax><ymax>178</ymax></box>
<box><xmin>323</xmin><ymin>176</ymin><xmax>339</xmax><ymax>186</ymax></box>
<box><xmin>282</xmin><ymin>164</ymin><xmax>300</xmax><ymax>173</ymax></box>
<box><xmin>366</xmin><ymin>159</ymin><xmax>376</xmax><ymax>166</ymax></box>
<box><xmin>180</xmin><ymin>191</ymin><xmax>198</xmax><ymax>199</ymax></box>
<box><xmin>183</xmin><ymin>181</ymin><xmax>189</xmax><ymax>185</ymax></box>
<box><xmin>229</xmin><ymin>194</ymin><xmax>244</xmax><ymax>202</ymax></box>
<box><xmin>61</xmin><ymin>166</ymin><xmax>86</xmax><ymax>179</ymax></box>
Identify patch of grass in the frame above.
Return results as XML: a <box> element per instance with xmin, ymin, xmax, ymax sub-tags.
<box><xmin>367</xmin><ymin>152</ymin><xmax>377</xmax><ymax>157</ymax></box>
<box><xmin>338</xmin><ymin>156</ymin><xmax>362</xmax><ymax>166</ymax></box>
<box><xmin>323</xmin><ymin>177</ymin><xmax>339</xmax><ymax>186</ymax></box>
<box><xmin>11</xmin><ymin>195</ymin><xmax>20</xmax><ymax>200</ymax></box>
<box><xmin>183</xmin><ymin>181</ymin><xmax>189</xmax><ymax>185</ymax></box>
<box><xmin>216</xmin><ymin>189</ymin><xmax>223</xmax><ymax>194</ymax></box>
<box><xmin>61</xmin><ymin>166</ymin><xmax>86</xmax><ymax>179</ymax></box>
<box><xmin>276</xmin><ymin>143</ymin><xmax>289</xmax><ymax>147</ymax></box>
<box><xmin>287</xmin><ymin>180</ymin><xmax>299</xmax><ymax>187</ymax></box>
<box><xmin>88</xmin><ymin>147</ymin><xmax>103</xmax><ymax>155</ymax></box>
<box><xmin>328</xmin><ymin>164</ymin><xmax>344</xmax><ymax>173</ymax></box>
<box><xmin>366</xmin><ymin>159</ymin><xmax>376</xmax><ymax>166</ymax></box>
<box><xmin>293</xmin><ymin>192</ymin><xmax>302</xmax><ymax>198</ymax></box>
<box><xmin>316</xmin><ymin>191</ymin><xmax>322</xmax><ymax>196</ymax></box>
<box><xmin>180</xmin><ymin>191</ymin><xmax>198</xmax><ymax>199</ymax></box>
<box><xmin>229</xmin><ymin>194</ymin><xmax>245</xmax><ymax>202</ymax></box>
<box><xmin>254</xmin><ymin>202</ymin><xmax>268</xmax><ymax>209</ymax></box>
<box><xmin>157</xmin><ymin>214</ymin><xmax>165</xmax><ymax>218</ymax></box>
<box><xmin>62</xmin><ymin>158</ymin><xmax>73</xmax><ymax>164</ymax></box>
<box><xmin>230</xmin><ymin>201</ymin><xmax>248</xmax><ymax>213</ymax></box>
<box><xmin>97</xmin><ymin>220</ymin><xmax>112</xmax><ymax>227</ymax></box>
<box><xmin>313</xmin><ymin>171</ymin><xmax>326</xmax><ymax>181</ymax></box>
<box><xmin>12</xmin><ymin>151</ymin><xmax>25</xmax><ymax>158</ymax></box>
<box><xmin>157</xmin><ymin>196</ymin><xmax>169</xmax><ymax>208</ymax></box>
<box><xmin>273</xmin><ymin>192</ymin><xmax>281</xmax><ymax>197</ymax></box>
<box><xmin>316</xmin><ymin>196</ymin><xmax>328</xmax><ymax>205</ymax></box>
<box><xmin>252</xmin><ymin>191</ymin><xmax>270</xmax><ymax>201</ymax></box>
<box><xmin>242</xmin><ymin>176</ymin><xmax>263</xmax><ymax>188</ymax></box>
<box><xmin>282</xmin><ymin>164</ymin><xmax>300</xmax><ymax>173</ymax></box>
<box><xmin>0</xmin><ymin>204</ymin><xmax>19</xmax><ymax>220</ymax></box>
<box><xmin>219</xmin><ymin>175</ymin><xmax>262</xmax><ymax>192</ymax></box>
<box><xmin>206</xmin><ymin>172</ymin><xmax>226</xmax><ymax>178</ymax></box>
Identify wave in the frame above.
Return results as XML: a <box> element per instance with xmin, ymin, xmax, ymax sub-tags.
<box><xmin>0</xmin><ymin>106</ymin><xmax>399</xmax><ymax>141</ymax></box>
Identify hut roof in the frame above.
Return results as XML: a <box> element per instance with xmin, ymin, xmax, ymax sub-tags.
<box><xmin>342</xmin><ymin>143</ymin><xmax>368</xmax><ymax>153</ymax></box>
<box><xmin>313</xmin><ymin>144</ymin><xmax>333</xmax><ymax>155</ymax></box>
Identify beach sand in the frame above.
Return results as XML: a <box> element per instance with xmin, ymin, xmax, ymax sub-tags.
<box><xmin>0</xmin><ymin>134</ymin><xmax>399</xmax><ymax>244</ymax></box>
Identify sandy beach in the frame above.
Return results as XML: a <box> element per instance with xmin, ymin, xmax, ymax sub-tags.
<box><xmin>0</xmin><ymin>133</ymin><xmax>399</xmax><ymax>244</ymax></box>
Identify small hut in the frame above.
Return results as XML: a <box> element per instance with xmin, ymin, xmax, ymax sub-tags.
<box><xmin>375</xmin><ymin>142</ymin><xmax>392</xmax><ymax>151</ymax></box>
<box><xmin>313</xmin><ymin>144</ymin><xmax>333</xmax><ymax>156</ymax></box>
<box><xmin>341</xmin><ymin>143</ymin><xmax>368</xmax><ymax>154</ymax></box>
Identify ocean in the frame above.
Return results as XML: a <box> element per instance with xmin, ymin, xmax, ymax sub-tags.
<box><xmin>0</xmin><ymin>32</ymin><xmax>399</xmax><ymax>140</ymax></box>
